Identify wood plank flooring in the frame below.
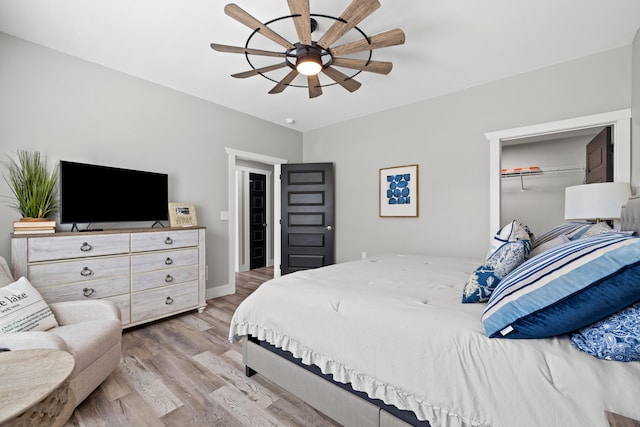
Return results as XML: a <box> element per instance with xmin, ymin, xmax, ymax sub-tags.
<box><xmin>65</xmin><ymin>267</ymin><xmax>340</xmax><ymax>427</ymax></box>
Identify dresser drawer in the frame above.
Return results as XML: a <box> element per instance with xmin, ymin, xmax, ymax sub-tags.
<box><xmin>131</xmin><ymin>281</ymin><xmax>199</xmax><ymax>323</ymax></box>
<box><xmin>37</xmin><ymin>276</ymin><xmax>130</xmax><ymax>303</ymax></box>
<box><xmin>131</xmin><ymin>265</ymin><xmax>199</xmax><ymax>292</ymax></box>
<box><xmin>131</xmin><ymin>248</ymin><xmax>198</xmax><ymax>274</ymax></box>
<box><xmin>28</xmin><ymin>256</ymin><xmax>130</xmax><ymax>287</ymax></box>
<box><xmin>131</xmin><ymin>230</ymin><xmax>199</xmax><ymax>253</ymax></box>
<box><xmin>105</xmin><ymin>294</ymin><xmax>131</xmax><ymax>325</ymax></box>
<box><xmin>28</xmin><ymin>234</ymin><xmax>130</xmax><ymax>262</ymax></box>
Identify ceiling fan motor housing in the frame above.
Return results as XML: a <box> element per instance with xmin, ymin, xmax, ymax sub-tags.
<box><xmin>295</xmin><ymin>43</ymin><xmax>325</xmax><ymax>75</ymax></box>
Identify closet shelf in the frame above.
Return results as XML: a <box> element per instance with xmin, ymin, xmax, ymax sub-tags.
<box><xmin>501</xmin><ymin>166</ymin><xmax>584</xmax><ymax>177</ymax></box>
<box><xmin>501</xmin><ymin>166</ymin><xmax>585</xmax><ymax>191</ymax></box>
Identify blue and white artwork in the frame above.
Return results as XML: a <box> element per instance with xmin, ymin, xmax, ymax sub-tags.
<box><xmin>379</xmin><ymin>165</ymin><xmax>419</xmax><ymax>217</ymax></box>
<box><xmin>386</xmin><ymin>173</ymin><xmax>411</xmax><ymax>205</ymax></box>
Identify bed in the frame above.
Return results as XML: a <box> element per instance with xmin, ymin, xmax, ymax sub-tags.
<box><xmin>229</xmin><ymin>197</ymin><xmax>640</xmax><ymax>427</ymax></box>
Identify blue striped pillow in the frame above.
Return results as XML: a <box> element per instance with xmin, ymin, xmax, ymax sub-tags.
<box><xmin>532</xmin><ymin>222</ymin><xmax>591</xmax><ymax>248</ymax></box>
<box><xmin>482</xmin><ymin>234</ymin><xmax>640</xmax><ymax>339</ymax></box>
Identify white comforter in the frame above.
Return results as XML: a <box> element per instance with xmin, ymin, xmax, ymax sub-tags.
<box><xmin>229</xmin><ymin>254</ymin><xmax>640</xmax><ymax>427</ymax></box>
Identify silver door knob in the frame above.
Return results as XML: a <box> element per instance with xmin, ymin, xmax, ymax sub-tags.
<box><xmin>326</xmin><ymin>225</ymin><xmax>333</xmax><ymax>231</ymax></box>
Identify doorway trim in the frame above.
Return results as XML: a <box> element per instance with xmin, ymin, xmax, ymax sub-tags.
<box><xmin>226</xmin><ymin>148</ymin><xmax>288</xmax><ymax>296</ymax></box>
<box><xmin>485</xmin><ymin>109</ymin><xmax>631</xmax><ymax>238</ymax></box>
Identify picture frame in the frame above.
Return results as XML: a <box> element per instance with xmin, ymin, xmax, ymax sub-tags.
<box><xmin>168</xmin><ymin>202</ymin><xmax>198</xmax><ymax>227</ymax></box>
<box><xmin>379</xmin><ymin>164</ymin><xmax>419</xmax><ymax>217</ymax></box>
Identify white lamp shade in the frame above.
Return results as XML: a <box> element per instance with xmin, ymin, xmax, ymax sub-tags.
<box><xmin>564</xmin><ymin>182</ymin><xmax>632</xmax><ymax>220</ymax></box>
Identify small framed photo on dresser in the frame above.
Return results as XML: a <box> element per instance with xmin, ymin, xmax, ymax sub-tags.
<box><xmin>379</xmin><ymin>164</ymin><xmax>419</xmax><ymax>217</ymax></box>
<box><xmin>168</xmin><ymin>202</ymin><xmax>198</xmax><ymax>227</ymax></box>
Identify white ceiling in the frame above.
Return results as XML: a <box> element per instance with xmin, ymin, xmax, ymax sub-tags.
<box><xmin>1</xmin><ymin>1</ymin><xmax>640</xmax><ymax>132</ymax></box>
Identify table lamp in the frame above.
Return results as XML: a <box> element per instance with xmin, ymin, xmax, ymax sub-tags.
<box><xmin>564</xmin><ymin>182</ymin><xmax>632</xmax><ymax>222</ymax></box>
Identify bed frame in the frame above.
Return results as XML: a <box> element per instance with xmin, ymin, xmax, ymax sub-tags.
<box><xmin>243</xmin><ymin>196</ymin><xmax>640</xmax><ymax>427</ymax></box>
<box><xmin>243</xmin><ymin>337</ymin><xmax>422</xmax><ymax>427</ymax></box>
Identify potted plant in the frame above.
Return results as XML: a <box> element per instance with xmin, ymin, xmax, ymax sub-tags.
<box><xmin>2</xmin><ymin>150</ymin><xmax>59</xmax><ymax>220</ymax></box>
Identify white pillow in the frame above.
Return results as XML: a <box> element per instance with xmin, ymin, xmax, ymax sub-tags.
<box><xmin>488</xmin><ymin>220</ymin><xmax>533</xmax><ymax>257</ymax></box>
<box><xmin>0</xmin><ymin>277</ymin><xmax>59</xmax><ymax>334</ymax></box>
<box><xmin>529</xmin><ymin>234</ymin><xmax>571</xmax><ymax>258</ymax></box>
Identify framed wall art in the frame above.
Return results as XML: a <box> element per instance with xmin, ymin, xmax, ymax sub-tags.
<box><xmin>379</xmin><ymin>164</ymin><xmax>419</xmax><ymax>217</ymax></box>
<box><xmin>168</xmin><ymin>202</ymin><xmax>198</xmax><ymax>227</ymax></box>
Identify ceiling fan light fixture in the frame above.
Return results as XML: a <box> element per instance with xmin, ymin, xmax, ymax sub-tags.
<box><xmin>295</xmin><ymin>46</ymin><xmax>323</xmax><ymax>76</ymax></box>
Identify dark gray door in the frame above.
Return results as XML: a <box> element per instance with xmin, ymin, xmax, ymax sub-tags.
<box><xmin>281</xmin><ymin>163</ymin><xmax>334</xmax><ymax>275</ymax></box>
<box><xmin>249</xmin><ymin>173</ymin><xmax>267</xmax><ymax>270</ymax></box>
<box><xmin>586</xmin><ymin>127</ymin><xmax>613</xmax><ymax>183</ymax></box>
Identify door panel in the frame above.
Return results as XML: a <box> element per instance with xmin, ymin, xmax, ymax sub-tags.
<box><xmin>281</xmin><ymin>163</ymin><xmax>334</xmax><ymax>275</ymax></box>
<box><xmin>586</xmin><ymin>127</ymin><xmax>613</xmax><ymax>183</ymax></box>
<box><xmin>249</xmin><ymin>173</ymin><xmax>267</xmax><ymax>269</ymax></box>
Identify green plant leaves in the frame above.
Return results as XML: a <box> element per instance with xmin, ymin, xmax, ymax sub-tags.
<box><xmin>2</xmin><ymin>150</ymin><xmax>59</xmax><ymax>219</ymax></box>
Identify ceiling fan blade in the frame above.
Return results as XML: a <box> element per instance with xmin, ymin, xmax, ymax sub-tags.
<box><xmin>269</xmin><ymin>69</ymin><xmax>299</xmax><ymax>94</ymax></box>
<box><xmin>232</xmin><ymin>62</ymin><xmax>289</xmax><ymax>79</ymax></box>
<box><xmin>288</xmin><ymin>0</ymin><xmax>312</xmax><ymax>46</ymax></box>
<box><xmin>330</xmin><ymin>28</ymin><xmax>405</xmax><ymax>56</ymax></box>
<box><xmin>210</xmin><ymin>43</ymin><xmax>287</xmax><ymax>58</ymax></box>
<box><xmin>224</xmin><ymin>3</ymin><xmax>295</xmax><ymax>50</ymax></box>
<box><xmin>331</xmin><ymin>57</ymin><xmax>393</xmax><ymax>75</ymax></box>
<box><xmin>322</xmin><ymin>67</ymin><xmax>361</xmax><ymax>93</ymax></box>
<box><xmin>317</xmin><ymin>0</ymin><xmax>381</xmax><ymax>49</ymax></box>
<box><xmin>307</xmin><ymin>74</ymin><xmax>323</xmax><ymax>98</ymax></box>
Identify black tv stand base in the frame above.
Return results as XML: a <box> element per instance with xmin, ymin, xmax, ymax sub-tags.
<box><xmin>71</xmin><ymin>223</ymin><xmax>103</xmax><ymax>232</ymax></box>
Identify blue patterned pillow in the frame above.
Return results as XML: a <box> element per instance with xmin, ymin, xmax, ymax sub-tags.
<box><xmin>482</xmin><ymin>234</ymin><xmax>640</xmax><ymax>339</ymax></box>
<box><xmin>571</xmin><ymin>302</ymin><xmax>640</xmax><ymax>362</ymax></box>
<box><xmin>462</xmin><ymin>241</ymin><xmax>530</xmax><ymax>303</ymax></box>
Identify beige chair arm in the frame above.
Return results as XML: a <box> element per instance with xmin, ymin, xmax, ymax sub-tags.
<box><xmin>49</xmin><ymin>300</ymin><xmax>122</xmax><ymax>325</ymax></box>
<box><xmin>0</xmin><ymin>331</ymin><xmax>69</xmax><ymax>351</ymax></box>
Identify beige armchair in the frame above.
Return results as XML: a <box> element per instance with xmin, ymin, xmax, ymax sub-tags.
<box><xmin>0</xmin><ymin>256</ymin><xmax>122</xmax><ymax>408</ymax></box>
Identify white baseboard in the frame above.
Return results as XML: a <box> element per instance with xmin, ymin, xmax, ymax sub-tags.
<box><xmin>206</xmin><ymin>283</ymin><xmax>234</xmax><ymax>300</ymax></box>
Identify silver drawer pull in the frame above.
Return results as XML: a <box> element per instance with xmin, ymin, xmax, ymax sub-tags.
<box><xmin>165</xmin><ymin>296</ymin><xmax>174</xmax><ymax>305</ymax></box>
<box><xmin>83</xmin><ymin>287</ymin><xmax>96</xmax><ymax>297</ymax></box>
<box><xmin>165</xmin><ymin>257</ymin><xmax>173</xmax><ymax>265</ymax></box>
<box><xmin>165</xmin><ymin>274</ymin><xmax>174</xmax><ymax>283</ymax></box>
<box><xmin>80</xmin><ymin>267</ymin><xmax>93</xmax><ymax>277</ymax></box>
<box><xmin>80</xmin><ymin>242</ymin><xmax>93</xmax><ymax>252</ymax></box>
<box><xmin>164</xmin><ymin>237</ymin><xmax>173</xmax><ymax>245</ymax></box>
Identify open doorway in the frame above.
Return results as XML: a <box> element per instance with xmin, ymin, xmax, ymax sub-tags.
<box><xmin>226</xmin><ymin>148</ymin><xmax>288</xmax><ymax>296</ymax></box>
<box><xmin>235</xmin><ymin>163</ymin><xmax>273</xmax><ymax>273</ymax></box>
<box><xmin>485</xmin><ymin>109</ymin><xmax>631</xmax><ymax>238</ymax></box>
<box><xmin>500</xmin><ymin>128</ymin><xmax>604</xmax><ymax>234</ymax></box>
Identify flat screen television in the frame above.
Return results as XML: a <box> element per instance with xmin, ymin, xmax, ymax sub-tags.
<box><xmin>60</xmin><ymin>160</ymin><xmax>169</xmax><ymax>225</ymax></box>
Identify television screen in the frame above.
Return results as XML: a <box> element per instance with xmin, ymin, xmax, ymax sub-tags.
<box><xmin>60</xmin><ymin>161</ymin><xmax>169</xmax><ymax>224</ymax></box>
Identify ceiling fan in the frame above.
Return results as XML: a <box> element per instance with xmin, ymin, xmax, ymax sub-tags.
<box><xmin>210</xmin><ymin>0</ymin><xmax>405</xmax><ymax>98</ymax></box>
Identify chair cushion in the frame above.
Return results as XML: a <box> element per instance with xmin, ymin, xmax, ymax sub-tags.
<box><xmin>0</xmin><ymin>277</ymin><xmax>58</xmax><ymax>333</ymax></box>
<box><xmin>50</xmin><ymin>319</ymin><xmax>122</xmax><ymax>374</ymax></box>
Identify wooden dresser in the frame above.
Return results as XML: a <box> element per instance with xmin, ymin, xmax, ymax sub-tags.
<box><xmin>11</xmin><ymin>227</ymin><xmax>206</xmax><ymax>328</ymax></box>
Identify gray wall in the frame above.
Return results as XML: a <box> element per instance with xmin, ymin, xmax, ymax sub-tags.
<box><xmin>2</xmin><ymin>30</ymin><xmax>638</xmax><ymax>283</ymax></box>
<box><xmin>633</xmin><ymin>28</ymin><xmax>640</xmax><ymax>195</ymax></box>
<box><xmin>304</xmin><ymin>46</ymin><xmax>632</xmax><ymax>262</ymax></box>
<box><xmin>0</xmin><ymin>33</ymin><xmax>303</xmax><ymax>293</ymax></box>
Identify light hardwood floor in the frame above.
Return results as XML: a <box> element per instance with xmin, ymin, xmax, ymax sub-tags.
<box><xmin>65</xmin><ymin>267</ymin><xmax>340</xmax><ymax>427</ymax></box>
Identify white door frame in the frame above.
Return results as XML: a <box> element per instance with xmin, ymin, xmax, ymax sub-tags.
<box><xmin>485</xmin><ymin>109</ymin><xmax>631</xmax><ymax>238</ymax></box>
<box><xmin>226</xmin><ymin>148</ymin><xmax>287</xmax><ymax>295</ymax></box>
